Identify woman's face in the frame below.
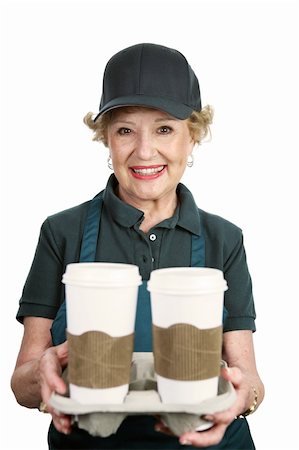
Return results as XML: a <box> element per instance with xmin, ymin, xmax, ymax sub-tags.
<box><xmin>106</xmin><ymin>107</ymin><xmax>194</xmax><ymax>206</ymax></box>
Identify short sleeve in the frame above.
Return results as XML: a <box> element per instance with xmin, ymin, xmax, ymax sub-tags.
<box><xmin>223</xmin><ymin>232</ymin><xmax>256</xmax><ymax>332</ymax></box>
<box><xmin>16</xmin><ymin>219</ymin><xmax>65</xmax><ymax>323</ymax></box>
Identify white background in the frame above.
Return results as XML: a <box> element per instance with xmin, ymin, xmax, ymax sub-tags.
<box><xmin>1</xmin><ymin>0</ymin><xmax>298</xmax><ymax>449</ymax></box>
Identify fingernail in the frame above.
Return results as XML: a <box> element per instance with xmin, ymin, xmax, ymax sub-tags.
<box><xmin>180</xmin><ymin>439</ymin><xmax>192</xmax><ymax>445</ymax></box>
<box><xmin>155</xmin><ymin>424</ymin><xmax>162</xmax><ymax>432</ymax></box>
<box><xmin>202</xmin><ymin>414</ymin><xmax>214</xmax><ymax>421</ymax></box>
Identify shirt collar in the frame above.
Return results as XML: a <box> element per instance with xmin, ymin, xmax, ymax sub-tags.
<box><xmin>103</xmin><ymin>175</ymin><xmax>144</xmax><ymax>227</ymax></box>
<box><xmin>176</xmin><ymin>183</ymin><xmax>201</xmax><ymax>236</ymax></box>
<box><xmin>102</xmin><ymin>174</ymin><xmax>201</xmax><ymax>235</ymax></box>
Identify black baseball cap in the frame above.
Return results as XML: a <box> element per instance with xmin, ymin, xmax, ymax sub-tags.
<box><xmin>94</xmin><ymin>43</ymin><xmax>202</xmax><ymax>121</ymax></box>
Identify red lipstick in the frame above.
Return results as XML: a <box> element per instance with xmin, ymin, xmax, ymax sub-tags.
<box><xmin>130</xmin><ymin>164</ymin><xmax>167</xmax><ymax>180</ymax></box>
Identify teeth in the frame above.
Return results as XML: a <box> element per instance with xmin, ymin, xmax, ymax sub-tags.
<box><xmin>132</xmin><ymin>165</ymin><xmax>164</xmax><ymax>175</ymax></box>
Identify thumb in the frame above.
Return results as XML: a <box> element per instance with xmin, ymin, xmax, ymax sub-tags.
<box><xmin>55</xmin><ymin>341</ymin><xmax>68</xmax><ymax>366</ymax></box>
<box><xmin>52</xmin><ymin>372</ymin><xmax>67</xmax><ymax>395</ymax></box>
<box><xmin>221</xmin><ymin>366</ymin><xmax>243</xmax><ymax>387</ymax></box>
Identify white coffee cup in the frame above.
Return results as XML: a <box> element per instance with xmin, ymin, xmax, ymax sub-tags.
<box><xmin>62</xmin><ymin>262</ymin><xmax>141</xmax><ymax>404</ymax></box>
<box><xmin>148</xmin><ymin>267</ymin><xmax>228</xmax><ymax>404</ymax></box>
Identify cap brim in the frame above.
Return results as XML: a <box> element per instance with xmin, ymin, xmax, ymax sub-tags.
<box><xmin>93</xmin><ymin>95</ymin><xmax>195</xmax><ymax>122</ymax></box>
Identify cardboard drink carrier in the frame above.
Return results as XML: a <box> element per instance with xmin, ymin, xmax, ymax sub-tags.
<box><xmin>51</xmin><ymin>264</ymin><xmax>236</xmax><ymax>437</ymax></box>
<box><xmin>51</xmin><ymin>353</ymin><xmax>236</xmax><ymax>437</ymax></box>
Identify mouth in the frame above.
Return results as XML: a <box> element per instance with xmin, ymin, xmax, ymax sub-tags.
<box><xmin>130</xmin><ymin>165</ymin><xmax>167</xmax><ymax>179</ymax></box>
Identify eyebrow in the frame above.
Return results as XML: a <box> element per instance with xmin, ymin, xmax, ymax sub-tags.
<box><xmin>110</xmin><ymin>120</ymin><xmax>135</xmax><ymax>125</ymax></box>
<box><xmin>155</xmin><ymin>117</ymin><xmax>178</xmax><ymax>122</ymax></box>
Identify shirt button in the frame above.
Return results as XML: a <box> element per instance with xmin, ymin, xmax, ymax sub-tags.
<box><xmin>149</xmin><ymin>233</ymin><xmax>157</xmax><ymax>241</ymax></box>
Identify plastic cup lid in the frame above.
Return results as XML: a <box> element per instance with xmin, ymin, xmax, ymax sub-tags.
<box><xmin>147</xmin><ymin>267</ymin><xmax>228</xmax><ymax>294</ymax></box>
<box><xmin>62</xmin><ymin>262</ymin><xmax>142</xmax><ymax>287</ymax></box>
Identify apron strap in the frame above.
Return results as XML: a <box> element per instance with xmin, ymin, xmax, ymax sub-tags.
<box><xmin>191</xmin><ymin>233</ymin><xmax>228</xmax><ymax>324</ymax></box>
<box><xmin>79</xmin><ymin>194</ymin><xmax>103</xmax><ymax>262</ymax></box>
<box><xmin>191</xmin><ymin>234</ymin><xmax>205</xmax><ymax>267</ymax></box>
<box><xmin>51</xmin><ymin>193</ymin><xmax>104</xmax><ymax>345</ymax></box>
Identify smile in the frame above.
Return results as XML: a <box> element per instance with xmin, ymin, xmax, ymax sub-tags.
<box><xmin>130</xmin><ymin>165</ymin><xmax>167</xmax><ymax>179</ymax></box>
<box><xmin>132</xmin><ymin>165</ymin><xmax>165</xmax><ymax>175</ymax></box>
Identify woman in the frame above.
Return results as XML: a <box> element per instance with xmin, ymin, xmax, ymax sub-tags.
<box><xmin>11</xmin><ymin>43</ymin><xmax>264</xmax><ymax>449</ymax></box>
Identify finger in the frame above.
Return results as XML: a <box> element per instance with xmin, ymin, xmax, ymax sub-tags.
<box><xmin>155</xmin><ymin>420</ymin><xmax>175</xmax><ymax>436</ymax></box>
<box><xmin>41</xmin><ymin>370</ymin><xmax>67</xmax><ymax>397</ymax></box>
<box><xmin>52</xmin><ymin>412</ymin><xmax>72</xmax><ymax>435</ymax></box>
<box><xmin>214</xmin><ymin>367</ymin><xmax>249</xmax><ymax>425</ymax></box>
<box><xmin>40</xmin><ymin>373</ymin><xmax>67</xmax><ymax>410</ymax></box>
<box><xmin>55</xmin><ymin>341</ymin><xmax>69</xmax><ymax>367</ymax></box>
<box><xmin>40</xmin><ymin>351</ymin><xmax>67</xmax><ymax>396</ymax></box>
<box><xmin>207</xmin><ymin>408</ymin><xmax>236</xmax><ymax>425</ymax></box>
<box><xmin>180</xmin><ymin>423</ymin><xmax>227</xmax><ymax>447</ymax></box>
<box><xmin>48</xmin><ymin>372</ymin><xmax>67</xmax><ymax>395</ymax></box>
<box><xmin>221</xmin><ymin>366</ymin><xmax>243</xmax><ymax>387</ymax></box>
<box><xmin>39</xmin><ymin>393</ymin><xmax>71</xmax><ymax>434</ymax></box>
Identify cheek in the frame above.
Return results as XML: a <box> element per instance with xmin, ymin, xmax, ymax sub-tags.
<box><xmin>107</xmin><ymin>136</ymin><xmax>121</xmax><ymax>158</ymax></box>
<box><xmin>175</xmin><ymin>142</ymin><xmax>193</xmax><ymax>165</ymax></box>
<box><xmin>109</xmin><ymin>145</ymin><xmax>132</xmax><ymax>171</ymax></box>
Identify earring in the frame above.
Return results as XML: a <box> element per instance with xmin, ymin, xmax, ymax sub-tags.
<box><xmin>107</xmin><ymin>156</ymin><xmax>114</xmax><ymax>171</ymax></box>
<box><xmin>186</xmin><ymin>154</ymin><xmax>194</xmax><ymax>168</ymax></box>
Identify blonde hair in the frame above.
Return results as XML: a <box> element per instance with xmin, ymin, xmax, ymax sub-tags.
<box><xmin>83</xmin><ymin>105</ymin><xmax>214</xmax><ymax>147</ymax></box>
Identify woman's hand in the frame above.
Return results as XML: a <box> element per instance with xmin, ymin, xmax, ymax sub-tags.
<box><xmin>39</xmin><ymin>341</ymin><xmax>72</xmax><ymax>435</ymax></box>
<box><xmin>155</xmin><ymin>330</ymin><xmax>264</xmax><ymax>447</ymax></box>
<box><xmin>155</xmin><ymin>365</ymin><xmax>252</xmax><ymax>448</ymax></box>
<box><xmin>181</xmin><ymin>365</ymin><xmax>252</xmax><ymax>447</ymax></box>
<box><xmin>11</xmin><ymin>318</ymin><xmax>74</xmax><ymax>435</ymax></box>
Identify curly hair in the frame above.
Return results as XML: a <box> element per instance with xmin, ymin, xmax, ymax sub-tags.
<box><xmin>83</xmin><ymin>105</ymin><xmax>214</xmax><ymax>147</ymax></box>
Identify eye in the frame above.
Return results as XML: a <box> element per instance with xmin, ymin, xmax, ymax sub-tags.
<box><xmin>158</xmin><ymin>126</ymin><xmax>172</xmax><ymax>134</ymax></box>
<box><xmin>117</xmin><ymin>127</ymin><xmax>132</xmax><ymax>135</ymax></box>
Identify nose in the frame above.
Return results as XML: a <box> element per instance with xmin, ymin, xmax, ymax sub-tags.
<box><xmin>134</xmin><ymin>131</ymin><xmax>157</xmax><ymax>160</ymax></box>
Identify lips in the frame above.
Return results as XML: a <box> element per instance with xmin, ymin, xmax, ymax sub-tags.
<box><xmin>130</xmin><ymin>165</ymin><xmax>167</xmax><ymax>179</ymax></box>
<box><xmin>131</xmin><ymin>165</ymin><xmax>165</xmax><ymax>175</ymax></box>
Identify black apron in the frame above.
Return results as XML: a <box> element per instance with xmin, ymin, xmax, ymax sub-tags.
<box><xmin>49</xmin><ymin>192</ymin><xmax>255</xmax><ymax>449</ymax></box>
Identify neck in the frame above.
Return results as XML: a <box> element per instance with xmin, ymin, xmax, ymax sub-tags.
<box><xmin>139</xmin><ymin>197</ymin><xmax>178</xmax><ymax>232</ymax></box>
<box><xmin>117</xmin><ymin>187</ymin><xmax>178</xmax><ymax>233</ymax></box>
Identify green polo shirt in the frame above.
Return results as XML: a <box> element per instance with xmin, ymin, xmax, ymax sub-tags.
<box><xmin>17</xmin><ymin>174</ymin><xmax>256</xmax><ymax>332</ymax></box>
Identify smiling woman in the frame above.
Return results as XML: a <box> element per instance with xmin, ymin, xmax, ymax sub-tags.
<box><xmin>101</xmin><ymin>108</ymin><xmax>196</xmax><ymax>225</ymax></box>
<box><xmin>11</xmin><ymin>43</ymin><xmax>264</xmax><ymax>450</ymax></box>
<box><xmin>84</xmin><ymin>105</ymin><xmax>214</xmax><ymax>230</ymax></box>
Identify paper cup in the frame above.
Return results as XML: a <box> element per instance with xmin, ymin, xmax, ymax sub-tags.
<box><xmin>148</xmin><ymin>267</ymin><xmax>228</xmax><ymax>404</ymax></box>
<box><xmin>62</xmin><ymin>262</ymin><xmax>141</xmax><ymax>404</ymax></box>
